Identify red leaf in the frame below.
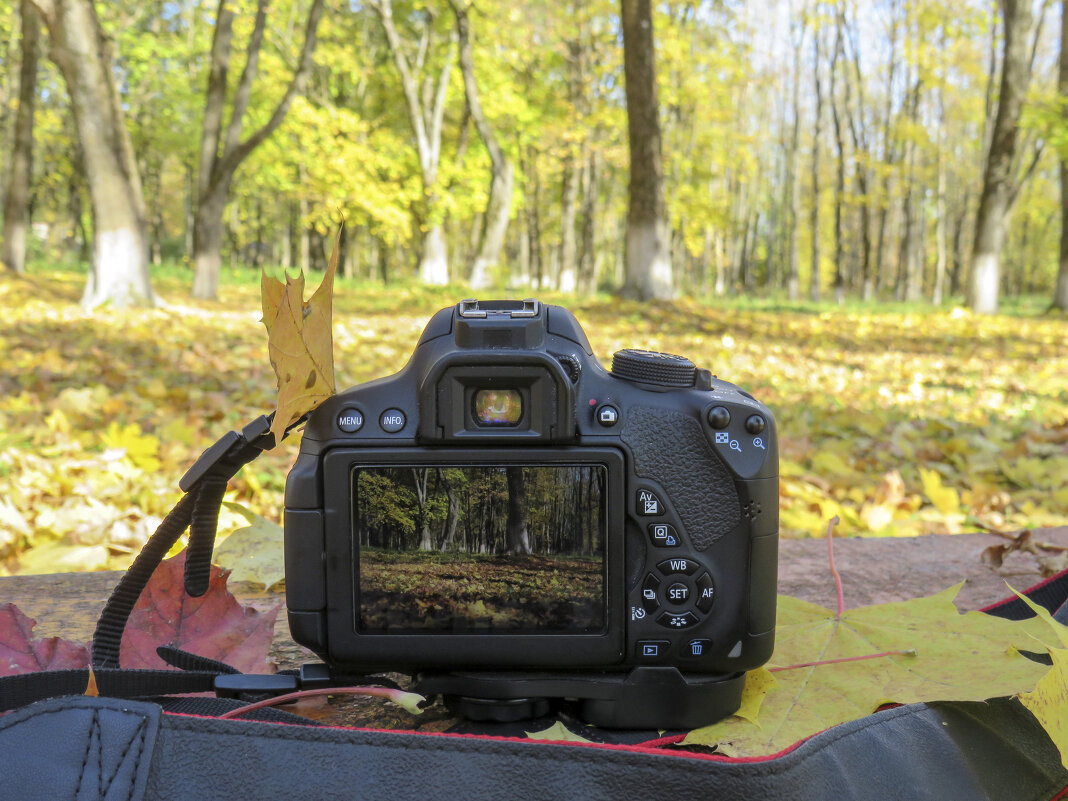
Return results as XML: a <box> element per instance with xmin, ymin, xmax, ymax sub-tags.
<box><xmin>0</xmin><ymin>603</ymin><xmax>91</xmax><ymax>676</ymax></box>
<box><xmin>119</xmin><ymin>549</ymin><xmax>280</xmax><ymax>673</ymax></box>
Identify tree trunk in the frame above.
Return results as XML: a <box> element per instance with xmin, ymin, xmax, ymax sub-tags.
<box><xmin>578</xmin><ymin>150</ymin><xmax>599</xmax><ymax>293</ymax></box>
<box><xmin>1</xmin><ymin>0</ymin><xmax>40</xmax><ymax>275</ymax></box>
<box><xmin>29</xmin><ymin>0</ymin><xmax>154</xmax><ymax>309</ymax></box>
<box><xmin>505</xmin><ymin>467</ymin><xmax>531</xmax><ymax>555</ymax></box>
<box><xmin>970</xmin><ymin>0</ymin><xmax>1033</xmax><ymax>314</ymax></box>
<box><xmin>785</xmin><ymin>10</ymin><xmax>805</xmax><ymax>301</ymax></box>
<box><xmin>830</xmin><ymin>13</ymin><xmax>847</xmax><ymax>304</ymax></box>
<box><xmin>192</xmin><ymin>0</ymin><xmax>325</xmax><ymax>300</ymax></box>
<box><xmin>371</xmin><ymin>0</ymin><xmax>454</xmax><ymax>285</ymax></box>
<box><xmin>809</xmin><ymin>24</ymin><xmax>823</xmax><ymax>303</ymax></box>
<box><xmin>1054</xmin><ymin>0</ymin><xmax>1068</xmax><ymax>311</ymax></box>
<box><xmin>620</xmin><ymin>0</ymin><xmax>672</xmax><ymax>301</ymax></box>
<box><xmin>559</xmin><ymin>152</ymin><xmax>579</xmax><ymax>291</ymax></box>
<box><xmin>450</xmin><ymin>1</ymin><xmax>514</xmax><ymax>290</ymax></box>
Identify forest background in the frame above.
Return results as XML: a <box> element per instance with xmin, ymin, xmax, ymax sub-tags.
<box><xmin>0</xmin><ymin>0</ymin><xmax>1066</xmax><ymax>576</ymax></box>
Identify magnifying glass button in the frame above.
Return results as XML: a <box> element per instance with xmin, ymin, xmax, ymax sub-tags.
<box><xmin>729</xmin><ymin>440</ymin><xmax>742</xmax><ymax>452</ymax></box>
<box><xmin>753</xmin><ymin>437</ymin><xmax>765</xmax><ymax>449</ymax></box>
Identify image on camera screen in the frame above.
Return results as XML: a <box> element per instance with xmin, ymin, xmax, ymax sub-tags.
<box><xmin>354</xmin><ymin>465</ymin><xmax>606</xmax><ymax>634</ymax></box>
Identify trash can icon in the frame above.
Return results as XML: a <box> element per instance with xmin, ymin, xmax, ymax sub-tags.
<box><xmin>689</xmin><ymin>640</ymin><xmax>704</xmax><ymax>656</ymax></box>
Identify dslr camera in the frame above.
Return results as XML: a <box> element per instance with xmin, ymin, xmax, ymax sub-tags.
<box><xmin>284</xmin><ymin>300</ymin><xmax>778</xmax><ymax>729</ymax></box>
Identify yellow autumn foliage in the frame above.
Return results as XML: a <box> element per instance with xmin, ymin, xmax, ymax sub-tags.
<box><xmin>1</xmin><ymin>269</ymin><xmax>1066</xmax><ymax>575</ymax></box>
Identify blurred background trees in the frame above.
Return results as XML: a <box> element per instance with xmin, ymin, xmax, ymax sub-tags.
<box><xmin>2</xmin><ymin>0</ymin><xmax>1068</xmax><ymax>311</ymax></box>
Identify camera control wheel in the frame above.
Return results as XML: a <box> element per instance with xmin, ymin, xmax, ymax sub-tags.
<box><xmin>611</xmin><ymin>349</ymin><xmax>696</xmax><ymax>387</ymax></box>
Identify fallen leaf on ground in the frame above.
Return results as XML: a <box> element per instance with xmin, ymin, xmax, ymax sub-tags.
<box><xmin>0</xmin><ymin>603</ymin><xmax>90</xmax><ymax>676</ymax></box>
<box><xmin>1012</xmin><ymin>590</ymin><xmax>1068</xmax><ymax>770</ymax></box>
<box><xmin>119</xmin><ymin>549</ymin><xmax>279</xmax><ymax>673</ymax></box>
<box><xmin>213</xmin><ymin>502</ymin><xmax>285</xmax><ymax>591</ymax></box>
<box><xmin>525</xmin><ymin>721</ymin><xmax>593</xmax><ymax>743</ymax></box>
<box><xmin>683</xmin><ymin>587</ymin><xmax>1052</xmax><ymax>756</ymax></box>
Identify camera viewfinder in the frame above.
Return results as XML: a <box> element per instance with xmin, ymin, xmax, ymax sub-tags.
<box><xmin>473</xmin><ymin>389</ymin><xmax>523</xmax><ymax>426</ymax></box>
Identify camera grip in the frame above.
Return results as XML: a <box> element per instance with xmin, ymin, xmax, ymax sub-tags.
<box><xmin>620</xmin><ymin>406</ymin><xmax>742</xmax><ymax>551</ymax></box>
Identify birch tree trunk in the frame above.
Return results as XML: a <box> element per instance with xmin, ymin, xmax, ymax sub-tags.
<box><xmin>1054</xmin><ymin>0</ymin><xmax>1068</xmax><ymax>310</ymax></box>
<box><xmin>620</xmin><ymin>0</ymin><xmax>672</xmax><ymax>300</ymax></box>
<box><xmin>1</xmin><ymin>0</ymin><xmax>40</xmax><ymax>274</ymax></box>
<box><xmin>371</xmin><ymin>0</ymin><xmax>453</xmax><ymax>285</ymax></box>
<box><xmin>970</xmin><ymin>0</ymin><xmax>1033</xmax><ymax>314</ymax></box>
<box><xmin>450</xmin><ymin>0</ymin><xmax>514</xmax><ymax>290</ymax></box>
<box><xmin>29</xmin><ymin>0</ymin><xmax>154</xmax><ymax>309</ymax></box>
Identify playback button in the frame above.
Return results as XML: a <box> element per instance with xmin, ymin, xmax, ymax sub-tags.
<box><xmin>636</xmin><ymin>640</ymin><xmax>672</xmax><ymax>660</ymax></box>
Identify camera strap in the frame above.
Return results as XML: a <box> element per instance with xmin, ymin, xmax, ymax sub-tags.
<box><xmin>0</xmin><ymin>413</ymin><xmax>307</xmax><ymax>712</ymax></box>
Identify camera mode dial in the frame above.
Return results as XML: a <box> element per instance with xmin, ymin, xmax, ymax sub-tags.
<box><xmin>611</xmin><ymin>349</ymin><xmax>696</xmax><ymax>388</ymax></box>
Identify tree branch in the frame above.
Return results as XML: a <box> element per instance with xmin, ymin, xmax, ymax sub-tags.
<box><xmin>216</xmin><ymin>0</ymin><xmax>325</xmax><ymax>185</ymax></box>
<box><xmin>198</xmin><ymin>0</ymin><xmax>235</xmax><ymax>198</ymax></box>
<box><xmin>221</xmin><ymin>0</ymin><xmax>269</xmax><ymax>167</ymax></box>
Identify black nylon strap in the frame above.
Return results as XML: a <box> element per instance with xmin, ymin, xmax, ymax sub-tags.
<box><xmin>91</xmin><ymin>492</ymin><xmax>199</xmax><ymax>669</ymax></box>
<box><xmin>0</xmin><ymin>668</ymin><xmax>218</xmax><ymax>712</ymax></box>
<box><xmin>92</xmin><ymin>414</ymin><xmax>283</xmax><ymax>669</ymax></box>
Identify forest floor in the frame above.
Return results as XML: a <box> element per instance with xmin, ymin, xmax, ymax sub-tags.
<box><xmin>1</xmin><ymin>266</ymin><xmax>1066</xmax><ymax>576</ymax></box>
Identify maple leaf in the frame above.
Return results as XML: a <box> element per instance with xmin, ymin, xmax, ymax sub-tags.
<box><xmin>119</xmin><ymin>549</ymin><xmax>279</xmax><ymax>673</ymax></box>
<box><xmin>683</xmin><ymin>587</ymin><xmax>1053</xmax><ymax>756</ymax></box>
<box><xmin>212</xmin><ymin>502</ymin><xmax>285</xmax><ymax>591</ymax></box>
<box><xmin>0</xmin><ymin>603</ymin><xmax>90</xmax><ymax>677</ymax></box>
<box><xmin>1012</xmin><ymin>590</ymin><xmax>1068</xmax><ymax>770</ymax></box>
<box><xmin>525</xmin><ymin>721</ymin><xmax>593</xmax><ymax>743</ymax></box>
<box><xmin>260</xmin><ymin>229</ymin><xmax>340</xmax><ymax>443</ymax></box>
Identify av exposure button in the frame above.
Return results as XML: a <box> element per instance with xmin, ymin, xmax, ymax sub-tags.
<box><xmin>337</xmin><ymin>408</ymin><xmax>365</xmax><ymax>433</ymax></box>
<box><xmin>636</xmin><ymin>489</ymin><xmax>663</xmax><ymax>516</ymax></box>
<box><xmin>379</xmin><ymin>409</ymin><xmax>407</xmax><ymax>433</ymax></box>
<box><xmin>695</xmin><ymin>572</ymin><xmax>716</xmax><ymax>612</ymax></box>
<box><xmin>657</xmin><ymin>611</ymin><xmax>699</xmax><ymax>629</ymax></box>
<box><xmin>648</xmin><ymin>523</ymin><xmax>679</xmax><ymax>547</ymax></box>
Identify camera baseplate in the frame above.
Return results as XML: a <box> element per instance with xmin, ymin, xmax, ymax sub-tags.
<box><xmin>412</xmin><ymin>668</ymin><xmax>745</xmax><ymax>730</ymax></box>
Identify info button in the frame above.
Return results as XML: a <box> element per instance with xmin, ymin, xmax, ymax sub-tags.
<box><xmin>379</xmin><ymin>409</ymin><xmax>407</xmax><ymax>433</ymax></box>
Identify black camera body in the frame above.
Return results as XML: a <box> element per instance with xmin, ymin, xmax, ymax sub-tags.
<box><xmin>284</xmin><ymin>300</ymin><xmax>778</xmax><ymax>728</ymax></box>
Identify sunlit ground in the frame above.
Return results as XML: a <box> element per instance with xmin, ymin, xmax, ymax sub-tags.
<box><xmin>1</xmin><ymin>265</ymin><xmax>1066</xmax><ymax>575</ymax></box>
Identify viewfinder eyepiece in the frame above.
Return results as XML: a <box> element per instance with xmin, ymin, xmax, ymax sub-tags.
<box><xmin>473</xmin><ymin>389</ymin><xmax>523</xmax><ymax>426</ymax></box>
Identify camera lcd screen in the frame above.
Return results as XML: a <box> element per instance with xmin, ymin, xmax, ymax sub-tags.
<box><xmin>354</xmin><ymin>465</ymin><xmax>606</xmax><ymax>634</ymax></box>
